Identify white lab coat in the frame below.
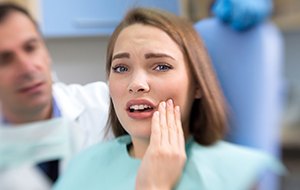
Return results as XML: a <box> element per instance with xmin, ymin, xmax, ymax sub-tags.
<box><xmin>53</xmin><ymin>81</ymin><xmax>112</xmax><ymax>149</ymax></box>
<box><xmin>0</xmin><ymin>81</ymin><xmax>112</xmax><ymax>190</ymax></box>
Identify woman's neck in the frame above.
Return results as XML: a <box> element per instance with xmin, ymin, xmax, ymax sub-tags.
<box><xmin>129</xmin><ymin>137</ymin><xmax>150</xmax><ymax>159</ymax></box>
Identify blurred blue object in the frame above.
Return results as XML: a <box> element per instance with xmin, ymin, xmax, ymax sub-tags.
<box><xmin>194</xmin><ymin>18</ymin><xmax>285</xmax><ymax>190</ymax></box>
<box><xmin>212</xmin><ymin>0</ymin><xmax>273</xmax><ymax>31</ymax></box>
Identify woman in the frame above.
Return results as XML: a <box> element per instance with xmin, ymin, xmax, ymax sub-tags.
<box><xmin>54</xmin><ymin>8</ymin><xmax>283</xmax><ymax>190</ymax></box>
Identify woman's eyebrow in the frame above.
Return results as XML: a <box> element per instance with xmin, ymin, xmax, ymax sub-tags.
<box><xmin>145</xmin><ymin>53</ymin><xmax>175</xmax><ymax>60</ymax></box>
<box><xmin>112</xmin><ymin>52</ymin><xmax>130</xmax><ymax>60</ymax></box>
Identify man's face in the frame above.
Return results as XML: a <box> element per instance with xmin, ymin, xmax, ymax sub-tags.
<box><xmin>0</xmin><ymin>12</ymin><xmax>52</xmax><ymax>121</ymax></box>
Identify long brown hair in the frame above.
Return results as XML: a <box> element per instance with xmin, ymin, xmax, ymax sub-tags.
<box><xmin>106</xmin><ymin>8</ymin><xmax>227</xmax><ymax>145</ymax></box>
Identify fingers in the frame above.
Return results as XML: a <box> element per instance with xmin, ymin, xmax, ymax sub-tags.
<box><xmin>166</xmin><ymin>99</ymin><xmax>176</xmax><ymax>145</ymax></box>
<box><xmin>175</xmin><ymin>106</ymin><xmax>185</xmax><ymax>151</ymax></box>
<box><xmin>153</xmin><ymin>99</ymin><xmax>184</xmax><ymax>147</ymax></box>
<box><xmin>150</xmin><ymin>111</ymin><xmax>160</xmax><ymax>147</ymax></box>
<box><xmin>151</xmin><ymin>99</ymin><xmax>185</xmax><ymax>149</ymax></box>
<box><xmin>159</xmin><ymin>101</ymin><xmax>169</xmax><ymax>146</ymax></box>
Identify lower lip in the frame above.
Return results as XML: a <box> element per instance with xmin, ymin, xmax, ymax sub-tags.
<box><xmin>19</xmin><ymin>83</ymin><xmax>44</xmax><ymax>94</ymax></box>
<box><xmin>127</xmin><ymin>110</ymin><xmax>154</xmax><ymax>120</ymax></box>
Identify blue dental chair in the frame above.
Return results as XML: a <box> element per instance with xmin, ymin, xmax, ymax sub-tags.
<box><xmin>194</xmin><ymin>18</ymin><xmax>285</xmax><ymax>190</ymax></box>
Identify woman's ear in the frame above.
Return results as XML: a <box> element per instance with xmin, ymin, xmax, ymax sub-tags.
<box><xmin>194</xmin><ymin>87</ymin><xmax>202</xmax><ymax>99</ymax></box>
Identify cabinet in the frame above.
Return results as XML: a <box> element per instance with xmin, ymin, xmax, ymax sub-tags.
<box><xmin>40</xmin><ymin>0</ymin><xmax>181</xmax><ymax>38</ymax></box>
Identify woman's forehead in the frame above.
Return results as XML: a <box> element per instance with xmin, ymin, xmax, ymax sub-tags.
<box><xmin>113</xmin><ymin>24</ymin><xmax>183</xmax><ymax>58</ymax></box>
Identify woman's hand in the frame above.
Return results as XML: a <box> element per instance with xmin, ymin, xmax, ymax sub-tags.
<box><xmin>135</xmin><ymin>99</ymin><xmax>186</xmax><ymax>190</ymax></box>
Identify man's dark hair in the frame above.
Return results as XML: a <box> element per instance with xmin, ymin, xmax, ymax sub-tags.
<box><xmin>0</xmin><ymin>2</ymin><xmax>36</xmax><ymax>25</ymax></box>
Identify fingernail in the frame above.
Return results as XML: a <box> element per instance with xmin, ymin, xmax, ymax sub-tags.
<box><xmin>160</xmin><ymin>101</ymin><xmax>166</xmax><ymax>108</ymax></box>
<box><xmin>167</xmin><ymin>99</ymin><xmax>173</xmax><ymax>106</ymax></box>
<box><xmin>175</xmin><ymin>106</ymin><xmax>180</xmax><ymax>112</ymax></box>
<box><xmin>153</xmin><ymin>111</ymin><xmax>159</xmax><ymax>117</ymax></box>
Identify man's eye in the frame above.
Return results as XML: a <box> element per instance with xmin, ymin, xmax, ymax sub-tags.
<box><xmin>24</xmin><ymin>44</ymin><xmax>36</xmax><ymax>53</ymax></box>
<box><xmin>154</xmin><ymin>64</ymin><xmax>173</xmax><ymax>71</ymax></box>
<box><xmin>0</xmin><ymin>53</ymin><xmax>13</xmax><ymax>66</ymax></box>
<box><xmin>112</xmin><ymin>65</ymin><xmax>128</xmax><ymax>73</ymax></box>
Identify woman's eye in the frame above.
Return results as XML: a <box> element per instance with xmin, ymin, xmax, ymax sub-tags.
<box><xmin>154</xmin><ymin>64</ymin><xmax>173</xmax><ymax>71</ymax></box>
<box><xmin>112</xmin><ymin>65</ymin><xmax>128</xmax><ymax>73</ymax></box>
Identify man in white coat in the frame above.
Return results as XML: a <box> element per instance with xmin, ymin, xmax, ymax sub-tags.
<box><xmin>0</xmin><ymin>3</ymin><xmax>185</xmax><ymax>190</ymax></box>
<box><xmin>0</xmin><ymin>2</ymin><xmax>112</xmax><ymax>189</ymax></box>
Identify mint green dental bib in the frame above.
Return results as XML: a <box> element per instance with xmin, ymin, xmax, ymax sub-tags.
<box><xmin>54</xmin><ymin>135</ymin><xmax>284</xmax><ymax>190</ymax></box>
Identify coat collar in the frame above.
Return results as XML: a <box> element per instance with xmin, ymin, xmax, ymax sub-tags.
<box><xmin>52</xmin><ymin>83</ymin><xmax>85</xmax><ymax>122</ymax></box>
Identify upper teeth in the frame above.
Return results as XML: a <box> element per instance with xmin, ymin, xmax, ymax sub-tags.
<box><xmin>130</xmin><ymin>104</ymin><xmax>152</xmax><ymax>111</ymax></box>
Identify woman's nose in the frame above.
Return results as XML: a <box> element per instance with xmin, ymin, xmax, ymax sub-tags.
<box><xmin>128</xmin><ymin>72</ymin><xmax>150</xmax><ymax>94</ymax></box>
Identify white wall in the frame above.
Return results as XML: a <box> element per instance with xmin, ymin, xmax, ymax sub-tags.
<box><xmin>45</xmin><ymin>36</ymin><xmax>109</xmax><ymax>85</ymax></box>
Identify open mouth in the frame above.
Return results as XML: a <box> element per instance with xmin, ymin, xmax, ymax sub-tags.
<box><xmin>128</xmin><ymin>104</ymin><xmax>154</xmax><ymax>113</ymax></box>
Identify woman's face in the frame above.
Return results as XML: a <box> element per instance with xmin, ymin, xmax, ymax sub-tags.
<box><xmin>109</xmin><ymin>24</ymin><xmax>198</xmax><ymax>140</ymax></box>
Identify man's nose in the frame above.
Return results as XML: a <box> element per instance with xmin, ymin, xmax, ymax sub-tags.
<box><xmin>15</xmin><ymin>52</ymin><xmax>35</xmax><ymax>72</ymax></box>
<box><xmin>14</xmin><ymin>52</ymin><xmax>38</xmax><ymax>82</ymax></box>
